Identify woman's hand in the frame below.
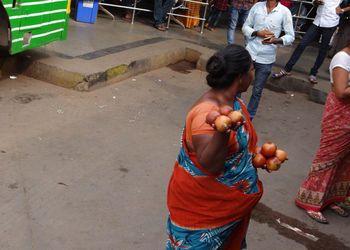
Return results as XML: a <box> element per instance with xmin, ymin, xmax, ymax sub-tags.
<box><xmin>206</xmin><ymin>106</ymin><xmax>245</xmax><ymax>133</ymax></box>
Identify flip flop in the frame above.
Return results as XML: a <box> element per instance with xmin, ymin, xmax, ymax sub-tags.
<box><xmin>329</xmin><ymin>204</ymin><xmax>349</xmax><ymax>217</ymax></box>
<box><xmin>155</xmin><ymin>25</ymin><xmax>166</xmax><ymax>31</ymax></box>
<box><xmin>308</xmin><ymin>75</ymin><xmax>318</xmax><ymax>84</ymax></box>
<box><xmin>306</xmin><ymin>210</ymin><xmax>329</xmax><ymax>224</ymax></box>
<box><xmin>271</xmin><ymin>69</ymin><xmax>291</xmax><ymax>79</ymax></box>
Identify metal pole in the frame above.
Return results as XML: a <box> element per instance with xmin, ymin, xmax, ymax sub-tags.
<box><xmin>131</xmin><ymin>0</ymin><xmax>137</xmax><ymax>24</ymax></box>
<box><xmin>200</xmin><ymin>0</ymin><xmax>208</xmax><ymax>34</ymax></box>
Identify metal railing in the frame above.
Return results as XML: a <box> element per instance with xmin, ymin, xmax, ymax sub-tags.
<box><xmin>288</xmin><ymin>0</ymin><xmax>315</xmax><ymax>34</ymax></box>
<box><xmin>98</xmin><ymin>0</ymin><xmax>317</xmax><ymax>35</ymax></box>
<box><xmin>99</xmin><ymin>0</ymin><xmax>210</xmax><ymax>33</ymax></box>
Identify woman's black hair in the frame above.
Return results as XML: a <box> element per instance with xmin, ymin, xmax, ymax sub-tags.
<box><xmin>206</xmin><ymin>44</ymin><xmax>251</xmax><ymax>89</ymax></box>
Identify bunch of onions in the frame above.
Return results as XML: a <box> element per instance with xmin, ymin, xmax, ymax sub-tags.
<box><xmin>206</xmin><ymin>105</ymin><xmax>244</xmax><ymax>133</ymax></box>
<box><xmin>252</xmin><ymin>142</ymin><xmax>288</xmax><ymax>171</ymax></box>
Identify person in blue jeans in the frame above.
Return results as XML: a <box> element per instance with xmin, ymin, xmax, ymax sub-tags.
<box><xmin>205</xmin><ymin>0</ymin><xmax>228</xmax><ymax>31</ymax></box>
<box><xmin>227</xmin><ymin>0</ymin><xmax>256</xmax><ymax>45</ymax></box>
<box><xmin>272</xmin><ymin>0</ymin><xmax>344</xmax><ymax>84</ymax></box>
<box><xmin>242</xmin><ymin>0</ymin><xmax>294</xmax><ymax>120</ymax></box>
<box><xmin>154</xmin><ymin>0</ymin><xmax>175</xmax><ymax>31</ymax></box>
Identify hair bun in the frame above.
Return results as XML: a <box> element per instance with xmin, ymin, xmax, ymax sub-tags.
<box><xmin>206</xmin><ymin>55</ymin><xmax>226</xmax><ymax>76</ymax></box>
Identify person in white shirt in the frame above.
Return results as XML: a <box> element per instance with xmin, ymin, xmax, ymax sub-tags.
<box><xmin>272</xmin><ymin>0</ymin><xmax>345</xmax><ymax>84</ymax></box>
<box><xmin>242</xmin><ymin>0</ymin><xmax>294</xmax><ymax>119</ymax></box>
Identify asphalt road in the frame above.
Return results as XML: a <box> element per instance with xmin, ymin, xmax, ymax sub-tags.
<box><xmin>0</xmin><ymin>61</ymin><xmax>349</xmax><ymax>249</ymax></box>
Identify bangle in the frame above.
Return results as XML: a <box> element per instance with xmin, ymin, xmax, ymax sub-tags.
<box><xmin>341</xmin><ymin>9</ymin><xmax>345</xmax><ymax>13</ymax></box>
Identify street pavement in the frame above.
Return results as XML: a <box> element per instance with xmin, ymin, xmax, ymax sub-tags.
<box><xmin>0</xmin><ymin>11</ymin><xmax>349</xmax><ymax>250</ymax></box>
<box><xmin>0</xmin><ymin>62</ymin><xmax>349</xmax><ymax>249</ymax></box>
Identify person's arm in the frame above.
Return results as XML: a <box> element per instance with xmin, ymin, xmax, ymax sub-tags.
<box><xmin>332</xmin><ymin>67</ymin><xmax>350</xmax><ymax>100</ymax></box>
<box><xmin>336</xmin><ymin>5</ymin><xmax>350</xmax><ymax>14</ymax></box>
<box><xmin>192</xmin><ymin>132</ymin><xmax>231</xmax><ymax>175</ymax></box>
<box><xmin>279</xmin><ymin>8</ymin><xmax>295</xmax><ymax>45</ymax></box>
<box><xmin>242</xmin><ymin>5</ymin><xmax>256</xmax><ymax>38</ymax></box>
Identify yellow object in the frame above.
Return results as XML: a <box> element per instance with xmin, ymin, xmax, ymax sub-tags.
<box><xmin>67</xmin><ymin>0</ymin><xmax>71</xmax><ymax>14</ymax></box>
<box><xmin>177</xmin><ymin>0</ymin><xmax>203</xmax><ymax>29</ymax></box>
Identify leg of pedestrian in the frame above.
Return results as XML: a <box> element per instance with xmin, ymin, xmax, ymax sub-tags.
<box><xmin>227</xmin><ymin>5</ymin><xmax>239</xmax><ymax>44</ymax></box>
<box><xmin>240</xmin><ymin>9</ymin><xmax>250</xmax><ymax>45</ymax></box>
<box><xmin>211</xmin><ymin>9</ymin><xmax>223</xmax><ymax>28</ymax></box>
<box><xmin>309</xmin><ymin>26</ymin><xmax>337</xmax><ymax>82</ymax></box>
<box><xmin>247</xmin><ymin>62</ymin><xmax>272</xmax><ymax>119</ymax></box>
<box><xmin>272</xmin><ymin>24</ymin><xmax>320</xmax><ymax>78</ymax></box>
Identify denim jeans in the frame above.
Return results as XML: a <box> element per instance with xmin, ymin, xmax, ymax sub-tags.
<box><xmin>227</xmin><ymin>5</ymin><xmax>249</xmax><ymax>45</ymax></box>
<box><xmin>284</xmin><ymin>24</ymin><xmax>337</xmax><ymax>76</ymax></box>
<box><xmin>154</xmin><ymin>0</ymin><xmax>174</xmax><ymax>27</ymax></box>
<box><xmin>207</xmin><ymin>7</ymin><xmax>224</xmax><ymax>28</ymax></box>
<box><xmin>122</xmin><ymin>0</ymin><xmax>133</xmax><ymax>14</ymax></box>
<box><xmin>247</xmin><ymin>62</ymin><xmax>272</xmax><ymax>120</ymax></box>
<box><xmin>290</xmin><ymin>4</ymin><xmax>307</xmax><ymax>30</ymax></box>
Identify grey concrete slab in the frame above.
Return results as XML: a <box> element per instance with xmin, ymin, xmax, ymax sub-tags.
<box><xmin>0</xmin><ymin>65</ymin><xmax>349</xmax><ymax>249</ymax></box>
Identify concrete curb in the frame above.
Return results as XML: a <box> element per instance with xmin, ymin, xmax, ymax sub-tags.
<box><xmin>0</xmin><ymin>43</ymin><xmax>328</xmax><ymax>104</ymax></box>
<box><xmin>265</xmin><ymin>74</ymin><xmax>328</xmax><ymax>105</ymax></box>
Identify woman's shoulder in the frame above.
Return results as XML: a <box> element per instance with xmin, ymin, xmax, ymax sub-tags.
<box><xmin>189</xmin><ymin>101</ymin><xmax>218</xmax><ymax>116</ymax></box>
<box><xmin>331</xmin><ymin>51</ymin><xmax>350</xmax><ymax>70</ymax></box>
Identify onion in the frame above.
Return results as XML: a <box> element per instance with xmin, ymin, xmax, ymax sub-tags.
<box><xmin>206</xmin><ymin>110</ymin><xmax>220</xmax><ymax>125</ymax></box>
<box><xmin>254</xmin><ymin>146</ymin><xmax>262</xmax><ymax>155</ymax></box>
<box><xmin>228</xmin><ymin>110</ymin><xmax>244</xmax><ymax>124</ymax></box>
<box><xmin>266</xmin><ymin>157</ymin><xmax>281</xmax><ymax>171</ymax></box>
<box><xmin>252</xmin><ymin>153</ymin><xmax>266</xmax><ymax>168</ymax></box>
<box><xmin>261</xmin><ymin>142</ymin><xmax>277</xmax><ymax>157</ymax></box>
<box><xmin>214</xmin><ymin>115</ymin><xmax>232</xmax><ymax>133</ymax></box>
<box><xmin>275</xmin><ymin>149</ymin><xmax>288</xmax><ymax>162</ymax></box>
<box><xmin>219</xmin><ymin>105</ymin><xmax>233</xmax><ymax>116</ymax></box>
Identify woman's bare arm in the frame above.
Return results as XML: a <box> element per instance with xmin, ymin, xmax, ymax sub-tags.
<box><xmin>191</xmin><ymin>132</ymin><xmax>231</xmax><ymax>175</ymax></box>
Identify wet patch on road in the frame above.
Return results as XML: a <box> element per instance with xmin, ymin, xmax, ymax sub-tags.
<box><xmin>8</xmin><ymin>182</ymin><xmax>19</xmax><ymax>189</ymax></box>
<box><xmin>167</xmin><ymin>61</ymin><xmax>196</xmax><ymax>74</ymax></box>
<box><xmin>12</xmin><ymin>93</ymin><xmax>42</xmax><ymax>104</ymax></box>
<box><xmin>119</xmin><ymin>167</ymin><xmax>129</xmax><ymax>173</ymax></box>
<box><xmin>252</xmin><ymin>203</ymin><xmax>349</xmax><ymax>250</ymax></box>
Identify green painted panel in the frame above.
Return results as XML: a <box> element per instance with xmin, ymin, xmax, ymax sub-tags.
<box><xmin>10</xmin><ymin>14</ymin><xmax>69</xmax><ymax>54</ymax></box>
<box><xmin>1</xmin><ymin>0</ymin><xmax>69</xmax><ymax>54</ymax></box>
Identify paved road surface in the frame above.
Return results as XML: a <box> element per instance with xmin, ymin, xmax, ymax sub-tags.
<box><xmin>0</xmin><ymin>62</ymin><xmax>349</xmax><ymax>249</ymax></box>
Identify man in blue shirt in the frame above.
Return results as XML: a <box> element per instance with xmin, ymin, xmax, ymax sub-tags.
<box><xmin>242</xmin><ymin>0</ymin><xmax>294</xmax><ymax>119</ymax></box>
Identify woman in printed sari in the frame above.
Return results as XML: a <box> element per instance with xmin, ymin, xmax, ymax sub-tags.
<box><xmin>166</xmin><ymin>44</ymin><xmax>264</xmax><ymax>249</ymax></box>
<box><xmin>295</xmin><ymin>41</ymin><xmax>350</xmax><ymax>224</ymax></box>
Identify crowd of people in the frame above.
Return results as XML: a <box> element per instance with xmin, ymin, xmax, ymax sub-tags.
<box><xmin>165</xmin><ymin>0</ymin><xmax>350</xmax><ymax>249</ymax></box>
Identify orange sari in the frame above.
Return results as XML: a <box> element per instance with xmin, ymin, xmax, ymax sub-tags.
<box><xmin>167</xmin><ymin>98</ymin><xmax>263</xmax><ymax>249</ymax></box>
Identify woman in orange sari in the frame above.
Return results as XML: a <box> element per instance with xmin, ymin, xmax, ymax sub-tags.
<box><xmin>166</xmin><ymin>45</ymin><xmax>263</xmax><ymax>249</ymax></box>
<box><xmin>295</xmin><ymin>41</ymin><xmax>350</xmax><ymax>224</ymax></box>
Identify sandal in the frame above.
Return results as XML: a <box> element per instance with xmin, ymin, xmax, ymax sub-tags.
<box><xmin>155</xmin><ymin>24</ymin><xmax>166</xmax><ymax>31</ymax></box>
<box><xmin>306</xmin><ymin>210</ymin><xmax>329</xmax><ymax>224</ymax></box>
<box><xmin>329</xmin><ymin>203</ymin><xmax>349</xmax><ymax>217</ymax></box>
<box><xmin>271</xmin><ymin>69</ymin><xmax>291</xmax><ymax>79</ymax></box>
<box><xmin>308</xmin><ymin>75</ymin><xmax>318</xmax><ymax>84</ymax></box>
